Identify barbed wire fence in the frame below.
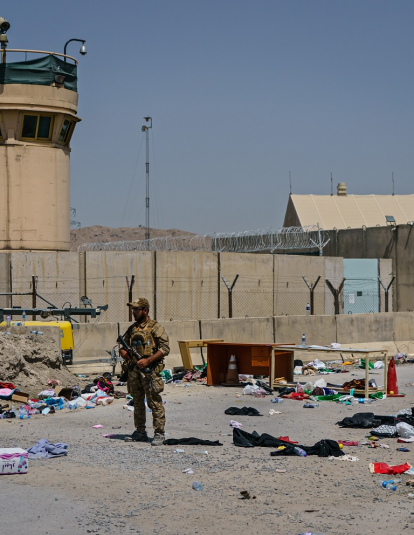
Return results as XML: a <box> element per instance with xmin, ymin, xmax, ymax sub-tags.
<box><xmin>1</xmin><ymin>273</ymin><xmax>395</xmax><ymax>323</ymax></box>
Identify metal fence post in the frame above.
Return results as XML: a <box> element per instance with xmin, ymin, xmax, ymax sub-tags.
<box><xmin>125</xmin><ymin>274</ymin><xmax>135</xmax><ymax>321</ymax></box>
<box><xmin>221</xmin><ymin>274</ymin><xmax>239</xmax><ymax>318</ymax></box>
<box><xmin>302</xmin><ymin>276</ymin><xmax>321</xmax><ymax>315</ymax></box>
<box><xmin>325</xmin><ymin>278</ymin><xmax>346</xmax><ymax>315</ymax></box>
<box><xmin>379</xmin><ymin>276</ymin><xmax>395</xmax><ymax>313</ymax></box>
<box><xmin>32</xmin><ymin>275</ymin><xmax>37</xmax><ymax>320</ymax></box>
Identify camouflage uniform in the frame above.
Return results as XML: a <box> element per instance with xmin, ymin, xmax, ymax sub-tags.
<box><xmin>123</xmin><ymin>318</ymin><xmax>170</xmax><ymax>435</ymax></box>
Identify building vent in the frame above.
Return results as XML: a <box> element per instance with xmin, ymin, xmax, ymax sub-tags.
<box><xmin>337</xmin><ymin>182</ymin><xmax>347</xmax><ymax>196</ymax></box>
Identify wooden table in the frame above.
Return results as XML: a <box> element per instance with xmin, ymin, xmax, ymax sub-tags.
<box><xmin>178</xmin><ymin>339</ymin><xmax>224</xmax><ymax>370</ymax></box>
<box><xmin>277</xmin><ymin>345</ymin><xmax>388</xmax><ymax>399</ymax></box>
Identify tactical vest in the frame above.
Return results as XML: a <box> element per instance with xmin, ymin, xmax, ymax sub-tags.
<box><xmin>130</xmin><ymin>319</ymin><xmax>159</xmax><ymax>358</ymax></box>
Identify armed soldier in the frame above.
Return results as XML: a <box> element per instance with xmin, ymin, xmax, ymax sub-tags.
<box><xmin>119</xmin><ymin>298</ymin><xmax>170</xmax><ymax>446</ymax></box>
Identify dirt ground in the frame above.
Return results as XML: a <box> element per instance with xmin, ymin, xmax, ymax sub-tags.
<box><xmin>1</xmin><ymin>365</ymin><xmax>414</xmax><ymax>535</ymax></box>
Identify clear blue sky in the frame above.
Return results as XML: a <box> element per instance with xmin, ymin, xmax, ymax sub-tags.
<box><xmin>6</xmin><ymin>1</ymin><xmax>414</xmax><ymax>233</ymax></box>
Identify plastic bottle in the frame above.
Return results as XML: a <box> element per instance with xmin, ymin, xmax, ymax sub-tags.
<box><xmin>18</xmin><ymin>406</ymin><xmax>26</xmax><ymax>417</ymax></box>
<box><xmin>21</xmin><ymin>311</ymin><xmax>26</xmax><ymax>326</ymax></box>
<box><xmin>301</xmin><ymin>334</ymin><xmax>306</xmax><ymax>347</ymax></box>
<box><xmin>358</xmin><ymin>398</ymin><xmax>373</xmax><ymax>404</ymax></box>
<box><xmin>303</xmin><ymin>402</ymin><xmax>319</xmax><ymax>408</ymax></box>
<box><xmin>293</xmin><ymin>446</ymin><xmax>307</xmax><ymax>457</ymax></box>
<box><xmin>30</xmin><ymin>330</ymin><xmax>43</xmax><ymax>335</ymax></box>
<box><xmin>270</xmin><ymin>398</ymin><xmax>284</xmax><ymax>403</ymax></box>
<box><xmin>381</xmin><ymin>481</ymin><xmax>397</xmax><ymax>491</ymax></box>
<box><xmin>192</xmin><ymin>481</ymin><xmax>203</xmax><ymax>491</ymax></box>
<box><xmin>194</xmin><ymin>450</ymin><xmax>208</xmax><ymax>455</ymax></box>
<box><xmin>6</xmin><ymin>315</ymin><xmax>11</xmax><ymax>327</ymax></box>
<box><xmin>306</xmin><ymin>303</ymin><xmax>310</xmax><ymax>316</ymax></box>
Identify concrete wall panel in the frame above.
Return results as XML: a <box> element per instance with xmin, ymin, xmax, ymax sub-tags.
<box><xmin>201</xmin><ymin>317</ymin><xmax>273</xmax><ymax>344</ymax></box>
<box><xmin>156</xmin><ymin>251</ymin><xmax>218</xmax><ymax>321</ymax></box>
<box><xmin>85</xmin><ymin>251</ymin><xmax>153</xmax><ymax>323</ymax></box>
<box><xmin>220</xmin><ymin>253</ymin><xmax>273</xmax><ymax>318</ymax></box>
<box><xmin>274</xmin><ymin>315</ymin><xmax>337</xmax><ymax>346</ymax></box>
<box><xmin>336</xmin><ymin>312</ymin><xmax>394</xmax><ymax>344</ymax></box>
<box><xmin>72</xmin><ymin>322</ymin><xmax>118</xmax><ymax>361</ymax></box>
<box><xmin>274</xmin><ymin>255</ymin><xmax>325</xmax><ymax>316</ymax></box>
<box><xmin>10</xmin><ymin>251</ymin><xmax>79</xmax><ymax>310</ymax></box>
<box><xmin>393</xmin><ymin>312</ymin><xmax>414</xmax><ymax>342</ymax></box>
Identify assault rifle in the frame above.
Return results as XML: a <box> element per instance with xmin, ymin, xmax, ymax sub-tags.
<box><xmin>117</xmin><ymin>335</ymin><xmax>160</xmax><ymax>393</ymax></box>
<box><xmin>117</xmin><ymin>335</ymin><xmax>154</xmax><ymax>374</ymax></box>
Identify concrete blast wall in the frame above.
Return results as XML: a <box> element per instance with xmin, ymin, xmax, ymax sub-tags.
<box><xmin>0</xmin><ymin>250</ymin><xmax>391</xmax><ymax>323</ymax></box>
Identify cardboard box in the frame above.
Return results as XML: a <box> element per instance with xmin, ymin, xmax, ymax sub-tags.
<box><xmin>0</xmin><ymin>448</ymin><xmax>28</xmax><ymax>475</ymax></box>
<box><xmin>11</xmin><ymin>391</ymin><xmax>29</xmax><ymax>403</ymax></box>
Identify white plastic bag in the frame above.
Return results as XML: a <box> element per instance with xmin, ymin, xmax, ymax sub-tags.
<box><xmin>311</xmin><ymin>359</ymin><xmax>326</xmax><ymax>369</ymax></box>
<box><xmin>397</xmin><ymin>422</ymin><xmax>414</xmax><ymax>438</ymax></box>
<box><xmin>242</xmin><ymin>384</ymin><xmax>266</xmax><ymax>395</ymax></box>
<box><xmin>314</xmin><ymin>378</ymin><xmax>327</xmax><ymax>389</ymax></box>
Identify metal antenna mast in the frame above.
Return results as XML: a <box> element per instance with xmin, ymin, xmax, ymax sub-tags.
<box><xmin>142</xmin><ymin>116</ymin><xmax>152</xmax><ymax>245</ymax></box>
<box><xmin>392</xmin><ymin>171</ymin><xmax>394</xmax><ymax>196</ymax></box>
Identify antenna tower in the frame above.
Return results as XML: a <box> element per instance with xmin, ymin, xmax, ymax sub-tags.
<box><xmin>142</xmin><ymin>117</ymin><xmax>152</xmax><ymax>246</ymax></box>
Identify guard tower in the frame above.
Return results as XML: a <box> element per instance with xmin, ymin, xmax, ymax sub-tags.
<box><xmin>0</xmin><ymin>20</ymin><xmax>82</xmax><ymax>251</ymax></box>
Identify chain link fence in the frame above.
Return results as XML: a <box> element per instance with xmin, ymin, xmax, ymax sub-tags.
<box><xmin>1</xmin><ymin>274</ymin><xmax>394</xmax><ymax>323</ymax></box>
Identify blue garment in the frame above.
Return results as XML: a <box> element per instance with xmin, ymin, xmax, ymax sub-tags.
<box><xmin>27</xmin><ymin>439</ymin><xmax>69</xmax><ymax>459</ymax></box>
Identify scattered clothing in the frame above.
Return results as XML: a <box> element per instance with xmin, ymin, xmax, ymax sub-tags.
<box><xmin>0</xmin><ymin>388</ymin><xmax>16</xmax><ymax>400</ymax></box>
<box><xmin>232</xmin><ymin>428</ymin><xmax>343</xmax><ymax>457</ymax></box>
<box><xmin>329</xmin><ymin>454</ymin><xmax>359</xmax><ymax>462</ymax></box>
<box><xmin>371</xmin><ymin>425</ymin><xmax>397</xmax><ymax>438</ymax></box>
<box><xmin>338</xmin><ymin>441</ymin><xmax>359</xmax><ymax>446</ymax></box>
<box><xmin>27</xmin><ymin>439</ymin><xmax>69</xmax><ymax>459</ymax></box>
<box><xmin>163</xmin><ymin>438</ymin><xmax>223</xmax><ymax>446</ymax></box>
<box><xmin>281</xmin><ymin>392</ymin><xmax>310</xmax><ymax>401</ymax></box>
<box><xmin>337</xmin><ymin>412</ymin><xmax>395</xmax><ymax>429</ymax></box>
<box><xmin>230</xmin><ymin>420</ymin><xmax>243</xmax><ymax>429</ymax></box>
<box><xmin>0</xmin><ymin>382</ymin><xmax>16</xmax><ymax>389</ymax></box>
<box><xmin>224</xmin><ymin>407</ymin><xmax>262</xmax><ymax>416</ymax></box>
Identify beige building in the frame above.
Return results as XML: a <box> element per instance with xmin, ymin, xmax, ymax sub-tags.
<box><xmin>284</xmin><ymin>183</ymin><xmax>414</xmax><ymax>230</ymax></box>
<box><xmin>0</xmin><ymin>48</ymin><xmax>80</xmax><ymax>251</ymax></box>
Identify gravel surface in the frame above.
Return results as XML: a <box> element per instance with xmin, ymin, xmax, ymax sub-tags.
<box><xmin>1</xmin><ymin>365</ymin><xmax>414</xmax><ymax>535</ymax></box>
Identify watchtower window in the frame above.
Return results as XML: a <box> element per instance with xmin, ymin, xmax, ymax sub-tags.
<box><xmin>21</xmin><ymin>114</ymin><xmax>54</xmax><ymax>141</ymax></box>
<box><xmin>58</xmin><ymin>118</ymin><xmax>74</xmax><ymax>145</ymax></box>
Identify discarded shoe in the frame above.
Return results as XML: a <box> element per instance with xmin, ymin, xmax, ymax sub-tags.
<box><xmin>151</xmin><ymin>433</ymin><xmax>165</xmax><ymax>446</ymax></box>
<box><xmin>124</xmin><ymin>430</ymin><xmax>149</xmax><ymax>442</ymax></box>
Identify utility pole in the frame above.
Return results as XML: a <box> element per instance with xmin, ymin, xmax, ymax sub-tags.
<box><xmin>142</xmin><ymin>117</ymin><xmax>152</xmax><ymax>246</ymax></box>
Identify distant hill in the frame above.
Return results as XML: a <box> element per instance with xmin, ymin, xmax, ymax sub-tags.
<box><xmin>70</xmin><ymin>225</ymin><xmax>195</xmax><ymax>249</ymax></box>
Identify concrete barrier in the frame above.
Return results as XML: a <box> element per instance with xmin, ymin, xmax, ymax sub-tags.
<box><xmin>72</xmin><ymin>322</ymin><xmax>118</xmax><ymax>361</ymax></box>
<box><xmin>336</xmin><ymin>313</ymin><xmax>394</xmax><ymax>344</ymax></box>
<box><xmin>200</xmin><ymin>317</ymin><xmax>274</xmax><ymax>344</ymax></box>
<box><xmin>274</xmin><ymin>315</ymin><xmax>337</xmax><ymax>346</ymax></box>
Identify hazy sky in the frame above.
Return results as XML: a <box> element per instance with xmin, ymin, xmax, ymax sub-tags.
<box><xmin>6</xmin><ymin>1</ymin><xmax>414</xmax><ymax>234</ymax></box>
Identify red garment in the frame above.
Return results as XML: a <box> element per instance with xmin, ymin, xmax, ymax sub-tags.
<box><xmin>0</xmin><ymin>382</ymin><xmax>16</xmax><ymax>389</ymax></box>
<box><xmin>281</xmin><ymin>392</ymin><xmax>310</xmax><ymax>401</ymax></box>
<box><xmin>338</xmin><ymin>441</ymin><xmax>359</xmax><ymax>446</ymax></box>
<box><xmin>278</xmin><ymin>436</ymin><xmax>298</xmax><ymax>444</ymax></box>
<box><xmin>370</xmin><ymin>462</ymin><xmax>411</xmax><ymax>475</ymax></box>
